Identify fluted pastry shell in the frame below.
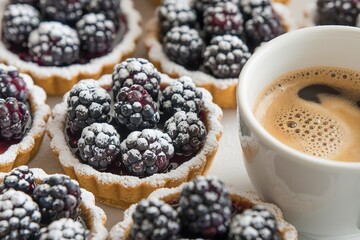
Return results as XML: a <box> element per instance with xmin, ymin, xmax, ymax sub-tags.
<box><xmin>151</xmin><ymin>0</ymin><xmax>291</xmax><ymax>7</ymax></box>
<box><xmin>108</xmin><ymin>182</ymin><xmax>298</xmax><ymax>240</ymax></box>
<box><xmin>0</xmin><ymin>0</ymin><xmax>142</xmax><ymax>96</ymax></box>
<box><xmin>0</xmin><ymin>64</ymin><xmax>50</xmax><ymax>172</ymax></box>
<box><xmin>0</xmin><ymin>168</ymin><xmax>108</xmax><ymax>239</ymax></box>
<box><xmin>145</xmin><ymin>0</ymin><xmax>295</xmax><ymax>108</ymax></box>
<box><xmin>47</xmin><ymin>73</ymin><xmax>223</xmax><ymax>209</ymax></box>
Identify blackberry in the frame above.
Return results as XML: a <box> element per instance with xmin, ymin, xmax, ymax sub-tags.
<box><xmin>239</xmin><ymin>0</ymin><xmax>273</xmax><ymax>20</ymax></box>
<box><xmin>316</xmin><ymin>0</ymin><xmax>360</xmax><ymax>26</ymax></box>
<box><xmin>245</xmin><ymin>12</ymin><xmax>285</xmax><ymax>51</ymax></box>
<box><xmin>33</xmin><ymin>175</ymin><xmax>82</xmax><ymax>224</ymax></box>
<box><xmin>39</xmin><ymin>218</ymin><xmax>89</xmax><ymax>240</ymax></box>
<box><xmin>203</xmin><ymin>35</ymin><xmax>251</xmax><ymax>78</ymax></box>
<box><xmin>203</xmin><ymin>2</ymin><xmax>244</xmax><ymax>40</ymax></box>
<box><xmin>0</xmin><ymin>189</ymin><xmax>41</xmax><ymax>240</ymax></box>
<box><xmin>86</xmin><ymin>0</ymin><xmax>121</xmax><ymax>29</ymax></box>
<box><xmin>164</xmin><ymin>111</ymin><xmax>207</xmax><ymax>156</ymax></box>
<box><xmin>159</xmin><ymin>3</ymin><xmax>197</xmax><ymax>35</ymax></box>
<box><xmin>2</xmin><ymin>4</ymin><xmax>40</xmax><ymax>48</ymax></box>
<box><xmin>121</xmin><ymin>129</ymin><xmax>174</xmax><ymax>177</ymax></box>
<box><xmin>192</xmin><ymin>0</ymin><xmax>240</xmax><ymax>18</ymax></box>
<box><xmin>228</xmin><ymin>205</ymin><xmax>280</xmax><ymax>240</ymax></box>
<box><xmin>163</xmin><ymin>26</ymin><xmax>204</xmax><ymax>70</ymax></box>
<box><xmin>10</xmin><ymin>0</ymin><xmax>38</xmax><ymax>6</ymax></box>
<box><xmin>114</xmin><ymin>85</ymin><xmax>160</xmax><ymax>131</ymax></box>
<box><xmin>178</xmin><ymin>176</ymin><xmax>232</xmax><ymax>239</ymax></box>
<box><xmin>78</xmin><ymin>123</ymin><xmax>121</xmax><ymax>171</ymax></box>
<box><xmin>39</xmin><ymin>0</ymin><xmax>87</xmax><ymax>24</ymax></box>
<box><xmin>76</xmin><ymin>13</ymin><xmax>115</xmax><ymax>55</ymax></box>
<box><xmin>130</xmin><ymin>198</ymin><xmax>180</xmax><ymax>240</ymax></box>
<box><xmin>160</xmin><ymin>76</ymin><xmax>203</xmax><ymax>116</ymax></box>
<box><xmin>0</xmin><ymin>166</ymin><xmax>36</xmax><ymax>195</ymax></box>
<box><xmin>0</xmin><ymin>66</ymin><xmax>28</xmax><ymax>102</ymax></box>
<box><xmin>67</xmin><ymin>81</ymin><xmax>111</xmax><ymax>135</ymax></box>
<box><xmin>28</xmin><ymin>22</ymin><xmax>80</xmax><ymax>66</ymax></box>
<box><xmin>0</xmin><ymin>97</ymin><xmax>31</xmax><ymax>140</ymax></box>
<box><xmin>112</xmin><ymin>58</ymin><xmax>161</xmax><ymax>101</ymax></box>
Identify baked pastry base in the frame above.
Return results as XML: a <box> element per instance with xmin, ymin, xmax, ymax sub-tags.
<box><xmin>151</xmin><ymin>0</ymin><xmax>290</xmax><ymax>7</ymax></box>
<box><xmin>0</xmin><ymin>0</ymin><xmax>142</xmax><ymax>96</ymax></box>
<box><xmin>47</xmin><ymin>74</ymin><xmax>223</xmax><ymax>209</ymax></box>
<box><xmin>0</xmin><ymin>66</ymin><xmax>50</xmax><ymax>172</ymax></box>
<box><xmin>108</xmin><ymin>183</ymin><xmax>298</xmax><ymax>240</ymax></box>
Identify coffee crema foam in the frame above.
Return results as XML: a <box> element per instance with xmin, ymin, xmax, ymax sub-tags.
<box><xmin>254</xmin><ymin>66</ymin><xmax>360</xmax><ymax>162</ymax></box>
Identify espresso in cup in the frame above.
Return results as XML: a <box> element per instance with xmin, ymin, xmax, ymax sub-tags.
<box><xmin>254</xmin><ymin>66</ymin><xmax>360</xmax><ymax>162</ymax></box>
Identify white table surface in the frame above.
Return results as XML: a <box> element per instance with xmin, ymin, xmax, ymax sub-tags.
<box><xmin>27</xmin><ymin>0</ymin><xmax>315</xmax><ymax>237</ymax></box>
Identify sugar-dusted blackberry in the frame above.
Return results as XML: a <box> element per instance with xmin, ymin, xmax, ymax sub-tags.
<box><xmin>0</xmin><ymin>66</ymin><xmax>28</xmax><ymax>102</ymax></box>
<box><xmin>228</xmin><ymin>205</ymin><xmax>281</xmax><ymax>240</ymax></box>
<box><xmin>39</xmin><ymin>0</ymin><xmax>87</xmax><ymax>24</ymax></box>
<box><xmin>239</xmin><ymin>0</ymin><xmax>273</xmax><ymax>20</ymax></box>
<box><xmin>203</xmin><ymin>1</ymin><xmax>244</xmax><ymax>40</ymax></box>
<box><xmin>163</xmin><ymin>26</ymin><xmax>204</xmax><ymax>70</ymax></box>
<box><xmin>67</xmin><ymin>81</ymin><xmax>111</xmax><ymax>135</ymax></box>
<box><xmin>78</xmin><ymin>123</ymin><xmax>121</xmax><ymax>171</ymax></box>
<box><xmin>0</xmin><ymin>166</ymin><xmax>36</xmax><ymax>195</ymax></box>
<box><xmin>28</xmin><ymin>22</ymin><xmax>80</xmax><ymax>66</ymax></box>
<box><xmin>33</xmin><ymin>175</ymin><xmax>82</xmax><ymax>224</ymax></box>
<box><xmin>86</xmin><ymin>0</ymin><xmax>121</xmax><ymax>29</ymax></box>
<box><xmin>114</xmin><ymin>85</ymin><xmax>160</xmax><ymax>131</ymax></box>
<box><xmin>0</xmin><ymin>97</ymin><xmax>31</xmax><ymax>140</ymax></box>
<box><xmin>160</xmin><ymin>76</ymin><xmax>203</xmax><ymax>116</ymax></box>
<box><xmin>76</xmin><ymin>13</ymin><xmax>115</xmax><ymax>55</ymax></box>
<box><xmin>159</xmin><ymin>3</ymin><xmax>197</xmax><ymax>35</ymax></box>
<box><xmin>0</xmin><ymin>189</ymin><xmax>41</xmax><ymax>240</ymax></box>
<box><xmin>39</xmin><ymin>218</ymin><xmax>89</xmax><ymax>240</ymax></box>
<box><xmin>203</xmin><ymin>35</ymin><xmax>251</xmax><ymax>78</ymax></box>
<box><xmin>130</xmin><ymin>198</ymin><xmax>180</xmax><ymax>240</ymax></box>
<box><xmin>192</xmin><ymin>0</ymin><xmax>240</xmax><ymax>17</ymax></box>
<box><xmin>121</xmin><ymin>129</ymin><xmax>174</xmax><ymax>177</ymax></box>
<box><xmin>10</xmin><ymin>0</ymin><xmax>38</xmax><ymax>6</ymax></box>
<box><xmin>2</xmin><ymin>4</ymin><xmax>40</xmax><ymax>48</ymax></box>
<box><xmin>316</xmin><ymin>0</ymin><xmax>360</xmax><ymax>26</ymax></box>
<box><xmin>164</xmin><ymin>111</ymin><xmax>207</xmax><ymax>156</ymax></box>
<box><xmin>112</xmin><ymin>58</ymin><xmax>161</xmax><ymax>101</ymax></box>
<box><xmin>245</xmin><ymin>12</ymin><xmax>285</xmax><ymax>51</ymax></box>
<box><xmin>178</xmin><ymin>176</ymin><xmax>232</xmax><ymax>239</ymax></box>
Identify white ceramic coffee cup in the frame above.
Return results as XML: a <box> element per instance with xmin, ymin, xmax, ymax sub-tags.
<box><xmin>237</xmin><ymin>26</ymin><xmax>360</xmax><ymax>239</ymax></box>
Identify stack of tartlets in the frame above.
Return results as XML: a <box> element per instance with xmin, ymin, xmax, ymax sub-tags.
<box><xmin>109</xmin><ymin>176</ymin><xmax>298</xmax><ymax>239</ymax></box>
<box><xmin>146</xmin><ymin>0</ymin><xmax>295</xmax><ymax>108</ymax></box>
<box><xmin>0</xmin><ymin>64</ymin><xmax>49</xmax><ymax>172</ymax></box>
<box><xmin>0</xmin><ymin>166</ymin><xmax>108</xmax><ymax>239</ymax></box>
<box><xmin>48</xmin><ymin>57</ymin><xmax>223</xmax><ymax>209</ymax></box>
<box><xmin>0</xmin><ymin>0</ymin><xmax>141</xmax><ymax>95</ymax></box>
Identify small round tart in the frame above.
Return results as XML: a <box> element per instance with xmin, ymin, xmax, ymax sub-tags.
<box><xmin>145</xmin><ymin>0</ymin><xmax>296</xmax><ymax>109</ymax></box>
<box><xmin>47</xmin><ymin>72</ymin><xmax>223</xmax><ymax>209</ymax></box>
<box><xmin>151</xmin><ymin>0</ymin><xmax>291</xmax><ymax>7</ymax></box>
<box><xmin>108</xmin><ymin>176</ymin><xmax>298</xmax><ymax>240</ymax></box>
<box><xmin>0</xmin><ymin>167</ymin><xmax>108</xmax><ymax>239</ymax></box>
<box><xmin>0</xmin><ymin>0</ymin><xmax>142</xmax><ymax>96</ymax></box>
<box><xmin>0</xmin><ymin>64</ymin><xmax>50</xmax><ymax>172</ymax></box>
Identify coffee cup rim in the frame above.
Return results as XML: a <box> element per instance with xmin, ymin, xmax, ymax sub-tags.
<box><xmin>237</xmin><ymin>25</ymin><xmax>360</xmax><ymax>171</ymax></box>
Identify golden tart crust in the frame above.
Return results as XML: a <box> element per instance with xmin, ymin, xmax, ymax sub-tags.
<box><xmin>0</xmin><ymin>65</ymin><xmax>50</xmax><ymax>172</ymax></box>
<box><xmin>0</xmin><ymin>168</ymin><xmax>108</xmax><ymax>240</ymax></box>
<box><xmin>108</xmin><ymin>183</ymin><xmax>298</xmax><ymax>240</ymax></box>
<box><xmin>0</xmin><ymin>0</ymin><xmax>142</xmax><ymax>96</ymax></box>
<box><xmin>47</xmin><ymin>74</ymin><xmax>223</xmax><ymax>209</ymax></box>
<box><xmin>150</xmin><ymin>0</ymin><xmax>291</xmax><ymax>7</ymax></box>
<box><xmin>145</xmin><ymin>0</ymin><xmax>295</xmax><ymax>109</ymax></box>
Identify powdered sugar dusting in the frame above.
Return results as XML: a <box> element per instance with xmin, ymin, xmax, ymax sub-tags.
<box><xmin>108</xmin><ymin>183</ymin><xmax>298</xmax><ymax>240</ymax></box>
<box><xmin>0</xmin><ymin>168</ymin><xmax>108</xmax><ymax>240</ymax></box>
<box><xmin>0</xmin><ymin>64</ymin><xmax>50</xmax><ymax>167</ymax></box>
<box><xmin>47</xmin><ymin>73</ymin><xmax>223</xmax><ymax>207</ymax></box>
<box><xmin>0</xmin><ymin>0</ymin><xmax>142</xmax><ymax>80</ymax></box>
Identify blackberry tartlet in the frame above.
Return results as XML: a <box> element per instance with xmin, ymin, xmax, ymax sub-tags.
<box><xmin>0</xmin><ymin>0</ymin><xmax>141</xmax><ymax>95</ymax></box>
<box><xmin>0</xmin><ymin>64</ymin><xmax>49</xmax><ymax>172</ymax></box>
<box><xmin>146</xmin><ymin>0</ymin><xmax>294</xmax><ymax>108</ymax></box>
<box><xmin>0</xmin><ymin>167</ymin><xmax>108</xmax><ymax>240</ymax></box>
<box><xmin>108</xmin><ymin>176</ymin><xmax>298</xmax><ymax>240</ymax></box>
<box><xmin>47</xmin><ymin>58</ymin><xmax>223</xmax><ymax>209</ymax></box>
